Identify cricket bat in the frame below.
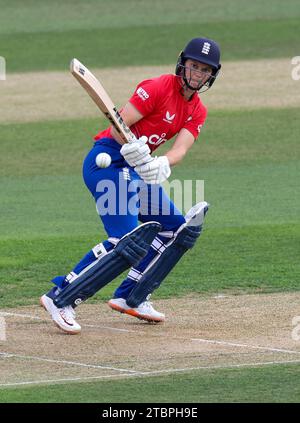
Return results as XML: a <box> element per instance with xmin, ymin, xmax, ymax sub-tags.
<box><xmin>70</xmin><ymin>58</ymin><xmax>136</xmax><ymax>143</ymax></box>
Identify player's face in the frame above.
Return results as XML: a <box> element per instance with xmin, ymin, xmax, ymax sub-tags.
<box><xmin>184</xmin><ymin>59</ymin><xmax>213</xmax><ymax>89</ymax></box>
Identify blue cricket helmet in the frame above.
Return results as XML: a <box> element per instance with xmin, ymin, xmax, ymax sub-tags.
<box><xmin>176</xmin><ymin>37</ymin><xmax>222</xmax><ymax>91</ymax></box>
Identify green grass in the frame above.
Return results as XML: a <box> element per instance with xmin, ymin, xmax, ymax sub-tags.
<box><xmin>1</xmin><ymin>108</ymin><xmax>299</xmax><ymax>177</ymax></box>
<box><xmin>0</xmin><ymin>108</ymin><xmax>299</xmax><ymax>307</ymax></box>
<box><xmin>1</xmin><ymin>18</ymin><xmax>299</xmax><ymax>72</ymax></box>
<box><xmin>1</xmin><ymin>0</ymin><xmax>300</xmax><ymax>35</ymax></box>
<box><xmin>1</xmin><ymin>221</ymin><xmax>298</xmax><ymax>308</ymax></box>
<box><xmin>1</xmin><ymin>363</ymin><xmax>300</xmax><ymax>403</ymax></box>
<box><xmin>0</xmin><ymin>119</ymin><xmax>100</xmax><ymax>178</ymax></box>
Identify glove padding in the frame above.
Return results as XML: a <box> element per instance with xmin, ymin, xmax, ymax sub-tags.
<box><xmin>135</xmin><ymin>156</ymin><xmax>171</xmax><ymax>184</ymax></box>
<box><xmin>120</xmin><ymin>136</ymin><xmax>152</xmax><ymax>167</ymax></box>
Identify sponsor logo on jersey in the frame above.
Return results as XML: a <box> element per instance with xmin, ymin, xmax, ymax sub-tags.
<box><xmin>148</xmin><ymin>133</ymin><xmax>167</xmax><ymax>146</ymax></box>
<box><xmin>136</xmin><ymin>87</ymin><xmax>149</xmax><ymax>101</ymax></box>
<box><xmin>202</xmin><ymin>42</ymin><xmax>211</xmax><ymax>55</ymax></box>
<box><xmin>163</xmin><ymin>111</ymin><xmax>176</xmax><ymax>124</ymax></box>
<box><xmin>186</xmin><ymin>116</ymin><xmax>192</xmax><ymax>122</ymax></box>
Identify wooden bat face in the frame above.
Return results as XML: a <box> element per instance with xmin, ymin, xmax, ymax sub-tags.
<box><xmin>70</xmin><ymin>58</ymin><xmax>136</xmax><ymax>143</ymax></box>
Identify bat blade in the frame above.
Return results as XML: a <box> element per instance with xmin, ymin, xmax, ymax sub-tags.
<box><xmin>70</xmin><ymin>58</ymin><xmax>136</xmax><ymax>143</ymax></box>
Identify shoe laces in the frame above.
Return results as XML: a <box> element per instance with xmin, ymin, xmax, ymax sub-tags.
<box><xmin>139</xmin><ymin>301</ymin><xmax>164</xmax><ymax>318</ymax></box>
<box><xmin>141</xmin><ymin>301</ymin><xmax>153</xmax><ymax>311</ymax></box>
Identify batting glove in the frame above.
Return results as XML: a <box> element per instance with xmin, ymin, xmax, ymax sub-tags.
<box><xmin>120</xmin><ymin>136</ymin><xmax>152</xmax><ymax>167</ymax></box>
<box><xmin>135</xmin><ymin>156</ymin><xmax>171</xmax><ymax>184</ymax></box>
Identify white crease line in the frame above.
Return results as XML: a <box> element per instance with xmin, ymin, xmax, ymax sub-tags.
<box><xmin>191</xmin><ymin>338</ymin><xmax>300</xmax><ymax>355</ymax></box>
<box><xmin>3</xmin><ymin>310</ymin><xmax>300</xmax><ymax>355</ymax></box>
<box><xmin>0</xmin><ymin>312</ymin><xmax>43</xmax><ymax>320</ymax></box>
<box><xmin>138</xmin><ymin>359</ymin><xmax>300</xmax><ymax>376</ymax></box>
<box><xmin>1</xmin><ymin>358</ymin><xmax>300</xmax><ymax>388</ymax></box>
<box><xmin>137</xmin><ymin>358</ymin><xmax>300</xmax><ymax>376</ymax></box>
<box><xmin>0</xmin><ymin>312</ymin><xmax>142</xmax><ymax>334</ymax></box>
<box><xmin>0</xmin><ymin>352</ymin><xmax>138</xmax><ymax>374</ymax></box>
<box><xmin>0</xmin><ymin>311</ymin><xmax>141</xmax><ymax>334</ymax></box>
<box><xmin>0</xmin><ymin>373</ymin><xmax>139</xmax><ymax>387</ymax></box>
<box><xmin>83</xmin><ymin>324</ymin><xmax>140</xmax><ymax>333</ymax></box>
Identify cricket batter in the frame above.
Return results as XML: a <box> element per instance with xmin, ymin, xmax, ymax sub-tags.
<box><xmin>40</xmin><ymin>37</ymin><xmax>221</xmax><ymax>334</ymax></box>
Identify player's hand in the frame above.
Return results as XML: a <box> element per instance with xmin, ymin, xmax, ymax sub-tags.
<box><xmin>120</xmin><ymin>136</ymin><xmax>152</xmax><ymax>167</ymax></box>
<box><xmin>135</xmin><ymin>156</ymin><xmax>171</xmax><ymax>184</ymax></box>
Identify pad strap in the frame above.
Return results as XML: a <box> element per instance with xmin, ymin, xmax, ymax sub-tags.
<box><xmin>53</xmin><ymin>222</ymin><xmax>161</xmax><ymax>308</ymax></box>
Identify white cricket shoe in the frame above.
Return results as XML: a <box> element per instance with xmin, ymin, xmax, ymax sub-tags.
<box><xmin>108</xmin><ymin>298</ymin><xmax>165</xmax><ymax>323</ymax></box>
<box><xmin>108</xmin><ymin>298</ymin><xmax>131</xmax><ymax>313</ymax></box>
<box><xmin>40</xmin><ymin>294</ymin><xmax>81</xmax><ymax>334</ymax></box>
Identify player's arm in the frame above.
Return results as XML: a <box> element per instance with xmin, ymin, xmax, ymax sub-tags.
<box><xmin>165</xmin><ymin>128</ymin><xmax>195</xmax><ymax>166</ymax></box>
<box><xmin>135</xmin><ymin>129</ymin><xmax>196</xmax><ymax>184</ymax></box>
<box><xmin>110</xmin><ymin>102</ymin><xmax>144</xmax><ymax>144</ymax></box>
<box><xmin>112</xmin><ymin>102</ymin><xmax>153</xmax><ymax>167</ymax></box>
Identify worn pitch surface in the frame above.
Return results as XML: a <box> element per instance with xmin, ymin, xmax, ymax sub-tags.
<box><xmin>1</xmin><ymin>292</ymin><xmax>299</xmax><ymax>387</ymax></box>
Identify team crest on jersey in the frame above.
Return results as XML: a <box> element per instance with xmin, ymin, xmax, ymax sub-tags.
<box><xmin>163</xmin><ymin>111</ymin><xmax>175</xmax><ymax>124</ymax></box>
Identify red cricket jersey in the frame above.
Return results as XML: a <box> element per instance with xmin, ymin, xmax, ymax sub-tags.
<box><xmin>94</xmin><ymin>74</ymin><xmax>207</xmax><ymax>153</ymax></box>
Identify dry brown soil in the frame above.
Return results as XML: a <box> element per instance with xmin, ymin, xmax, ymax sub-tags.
<box><xmin>1</xmin><ymin>292</ymin><xmax>300</xmax><ymax>387</ymax></box>
<box><xmin>0</xmin><ymin>58</ymin><xmax>298</xmax><ymax>124</ymax></box>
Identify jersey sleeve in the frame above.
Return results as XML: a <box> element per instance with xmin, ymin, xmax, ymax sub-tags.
<box><xmin>128</xmin><ymin>78</ymin><xmax>159</xmax><ymax>117</ymax></box>
<box><xmin>183</xmin><ymin>102</ymin><xmax>207</xmax><ymax>139</ymax></box>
